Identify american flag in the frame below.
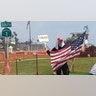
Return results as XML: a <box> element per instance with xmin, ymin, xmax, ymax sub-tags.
<box><xmin>50</xmin><ymin>31</ymin><xmax>86</xmax><ymax>72</ymax></box>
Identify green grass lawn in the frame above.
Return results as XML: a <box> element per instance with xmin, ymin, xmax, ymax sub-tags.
<box><xmin>11</xmin><ymin>59</ymin><xmax>53</xmax><ymax>75</ymax></box>
<box><xmin>68</xmin><ymin>57</ymin><xmax>96</xmax><ymax>75</ymax></box>
<box><xmin>0</xmin><ymin>57</ymin><xmax>96</xmax><ymax>75</ymax></box>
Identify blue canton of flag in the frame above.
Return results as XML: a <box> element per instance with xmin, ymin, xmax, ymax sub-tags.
<box><xmin>71</xmin><ymin>31</ymin><xmax>86</xmax><ymax>50</ymax></box>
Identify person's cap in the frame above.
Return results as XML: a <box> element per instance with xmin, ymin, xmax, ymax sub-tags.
<box><xmin>57</xmin><ymin>37</ymin><xmax>63</xmax><ymax>41</ymax></box>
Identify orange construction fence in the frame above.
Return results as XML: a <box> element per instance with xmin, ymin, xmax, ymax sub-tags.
<box><xmin>0</xmin><ymin>50</ymin><xmax>49</xmax><ymax>63</ymax></box>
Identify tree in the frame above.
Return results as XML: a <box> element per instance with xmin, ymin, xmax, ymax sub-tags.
<box><xmin>80</xmin><ymin>45</ymin><xmax>96</xmax><ymax>57</ymax></box>
<box><xmin>12</xmin><ymin>31</ymin><xmax>19</xmax><ymax>50</ymax></box>
<box><xmin>64</xmin><ymin>37</ymin><xmax>74</xmax><ymax>45</ymax></box>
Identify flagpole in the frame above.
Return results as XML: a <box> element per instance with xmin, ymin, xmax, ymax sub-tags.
<box><xmin>70</xmin><ymin>58</ymin><xmax>75</xmax><ymax>72</ymax></box>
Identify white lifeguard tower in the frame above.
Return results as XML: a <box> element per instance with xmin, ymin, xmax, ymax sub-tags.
<box><xmin>8</xmin><ymin>46</ymin><xmax>13</xmax><ymax>53</ymax></box>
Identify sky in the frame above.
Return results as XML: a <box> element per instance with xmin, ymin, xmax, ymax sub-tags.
<box><xmin>0</xmin><ymin>21</ymin><xmax>96</xmax><ymax>49</ymax></box>
<box><xmin>0</xmin><ymin>0</ymin><xmax>96</xmax><ymax>49</ymax></box>
<box><xmin>0</xmin><ymin>0</ymin><xmax>96</xmax><ymax>21</ymax></box>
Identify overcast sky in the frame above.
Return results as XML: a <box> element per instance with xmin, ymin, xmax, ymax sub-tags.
<box><xmin>0</xmin><ymin>21</ymin><xmax>95</xmax><ymax>49</ymax></box>
<box><xmin>0</xmin><ymin>0</ymin><xmax>96</xmax><ymax>48</ymax></box>
<box><xmin>0</xmin><ymin>0</ymin><xmax>96</xmax><ymax>21</ymax></box>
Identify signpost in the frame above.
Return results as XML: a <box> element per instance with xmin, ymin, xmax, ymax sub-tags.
<box><xmin>1</xmin><ymin>21</ymin><xmax>12</xmax><ymax>74</ymax></box>
<box><xmin>2</xmin><ymin>27</ymin><xmax>12</xmax><ymax>59</ymax></box>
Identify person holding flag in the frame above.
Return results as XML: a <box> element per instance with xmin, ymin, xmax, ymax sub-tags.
<box><xmin>47</xmin><ymin>37</ymin><xmax>70</xmax><ymax>75</ymax></box>
<box><xmin>47</xmin><ymin>31</ymin><xmax>86</xmax><ymax>75</ymax></box>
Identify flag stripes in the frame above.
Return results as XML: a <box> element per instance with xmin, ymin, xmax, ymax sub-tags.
<box><xmin>50</xmin><ymin>46</ymin><xmax>71</xmax><ymax>61</ymax></box>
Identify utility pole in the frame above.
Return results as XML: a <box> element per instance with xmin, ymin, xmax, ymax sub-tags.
<box><xmin>29</xmin><ymin>21</ymin><xmax>32</xmax><ymax>51</ymax></box>
<box><xmin>27</xmin><ymin>21</ymin><xmax>32</xmax><ymax>51</ymax></box>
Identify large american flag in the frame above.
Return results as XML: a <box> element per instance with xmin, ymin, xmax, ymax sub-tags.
<box><xmin>50</xmin><ymin>31</ymin><xmax>86</xmax><ymax>72</ymax></box>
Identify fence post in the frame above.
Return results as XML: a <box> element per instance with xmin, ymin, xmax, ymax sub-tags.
<box><xmin>16</xmin><ymin>59</ymin><xmax>18</xmax><ymax>75</ymax></box>
<box><xmin>36</xmin><ymin>53</ymin><xmax>38</xmax><ymax>75</ymax></box>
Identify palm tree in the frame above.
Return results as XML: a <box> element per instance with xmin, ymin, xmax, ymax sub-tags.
<box><xmin>13</xmin><ymin>31</ymin><xmax>19</xmax><ymax>50</ymax></box>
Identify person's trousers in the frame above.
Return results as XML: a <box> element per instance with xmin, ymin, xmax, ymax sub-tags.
<box><xmin>56</xmin><ymin>63</ymin><xmax>69</xmax><ymax>75</ymax></box>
